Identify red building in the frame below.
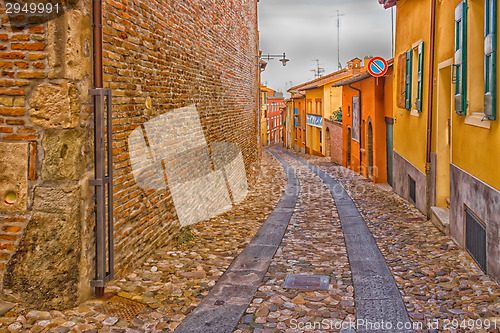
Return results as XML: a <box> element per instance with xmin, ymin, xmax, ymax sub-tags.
<box><xmin>267</xmin><ymin>92</ymin><xmax>285</xmax><ymax>144</ymax></box>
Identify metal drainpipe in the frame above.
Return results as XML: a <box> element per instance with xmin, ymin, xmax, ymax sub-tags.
<box><xmin>349</xmin><ymin>83</ymin><xmax>362</xmax><ymax>173</ymax></box>
<box><xmin>426</xmin><ymin>0</ymin><xmax>437</xmax><ymax>219</ymax></box>
<box><xmin>93</xmin><ymin>0</ymin><xmax>105</xmax><ymax>298</ymax></box>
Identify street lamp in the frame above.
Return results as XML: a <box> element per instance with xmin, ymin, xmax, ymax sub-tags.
<box><xmin>257</xmin><ymin>53</ymin><xmax>289</xmax><ymax>71</ymax></box>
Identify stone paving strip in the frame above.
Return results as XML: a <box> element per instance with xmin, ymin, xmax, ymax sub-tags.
<box><xmin>0</xmin><ymin>150</ymin><xmax>287</xmax><ymax>333</ymax></box>
<box><xmin>173</xmin><ymin>149</ymin><xmax>299</xmax><ymax>333</ymax></box>
<box><xmin>235</xmin><ymin>148</ymin><xmax>355</xmax><ymax>333</ymax></box>
<box><xmin>281</xmin><ymin>149</ymin><xmax>412</xmax><ymax>333</ymax></box>
<box><xmin>295</xmin><ymin>150</ymin><xmax>500</xmax><ymax>333</ymax></box>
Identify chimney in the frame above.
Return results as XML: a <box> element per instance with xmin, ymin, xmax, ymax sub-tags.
<box><xmin>364</xmin><ymin>56</ymin><xmax>374</xmax><ymax>68</ymax></box>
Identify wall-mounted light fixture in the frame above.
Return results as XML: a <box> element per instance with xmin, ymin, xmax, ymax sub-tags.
<box><xmin>257</xmin><ymin>53</ymin><xmax>289</xmax><ymax>71</ymax></box>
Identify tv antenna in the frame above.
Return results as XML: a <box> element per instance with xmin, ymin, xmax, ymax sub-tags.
<box><xmin>310</xmin><ymin>59</ymin><xmax>325</xmax><ymax>79</ymax></box>
<box><xmin>336</xmin><ymin>10</ymin><xmax>345</xmax><ymax>70</ymax></box>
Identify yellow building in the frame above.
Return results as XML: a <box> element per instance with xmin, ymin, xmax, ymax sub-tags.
<box><xmin>288</xmin><ymin>60</ymin><xmax>362</xmax><ymax>156</ymax></box>
<box><xmin>384</xmin><ymin>0</ymin><xmax>499</xmax><ymax>281</ymax></box>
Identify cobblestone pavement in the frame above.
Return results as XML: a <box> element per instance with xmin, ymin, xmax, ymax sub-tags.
<box><xmin>2</xmin><ymin>147</ymin><xmax>500</xmax><ymax>333</ymax></box>
<box><xmin>0</xmin><ymin>150</ymin><xmax>287</xmax><ymax>333</ymax></box>
<box><xmin>235</xmin><ymin>149</ymin><xmax>354</xmax><ymax>333</ymax></box>
<box><xmin>294</xmin><ymin>150</ymin><xmax>500</xmax><ymax>333</ymax></box>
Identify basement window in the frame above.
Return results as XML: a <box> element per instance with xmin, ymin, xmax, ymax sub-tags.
<box><xmin>408</xmin><ymin>175</ymin><xmax>416</xmax><ymax>203</ymax></box>
<box><xmin>465</xmin><ymin>207</ymin><xmax>487</xmax><ymax>273</ymax></box>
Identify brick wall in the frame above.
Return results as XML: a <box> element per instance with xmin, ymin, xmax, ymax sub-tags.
<box><xmin>102</xmin><ymin>0</ymin><xmax>260</xmax><ymax>277</ymax></box>
<box><xmin>0</xmin><ymin>0</ymin><xmax>259</xmax><ymax>309</ymax></box>
<box><xmin>324</xmin><ymin>119</ymin><xmax>342</xmax><ymax>165</ymax></box>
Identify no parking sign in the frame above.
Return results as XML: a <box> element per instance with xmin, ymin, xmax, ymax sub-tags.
<box><xmin>367</xmin><ymin>57</ymin><xmax>388</xmax><ymax>77</ymax></box>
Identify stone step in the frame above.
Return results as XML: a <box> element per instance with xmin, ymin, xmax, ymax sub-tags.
<box><xmin>431</xmin><ymin>206</ymin><xmax>450</xmax><ymax>235</ymax></box>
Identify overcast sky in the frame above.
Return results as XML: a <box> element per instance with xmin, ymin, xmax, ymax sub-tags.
<box><xmin>258</xmin><ymin>0</ymin><xmax>394</xmax><ymax>96</ymax></box>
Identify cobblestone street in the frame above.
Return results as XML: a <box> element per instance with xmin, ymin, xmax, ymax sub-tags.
<box><xmin>0</xmin><ymin>148</ymin><xmax>499</xmax><ymax>333</ymax></box>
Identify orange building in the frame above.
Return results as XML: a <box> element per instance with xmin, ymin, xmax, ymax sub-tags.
<box><xmin>334</xmin><ymin>61</ymin><xmax>394</xmax><ymax>184</ymax></box>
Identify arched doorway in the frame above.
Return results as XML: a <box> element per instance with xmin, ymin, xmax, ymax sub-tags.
<box><xmin>347</xmin><ymin>127</ymin><xmax>352</xmax><ymax>167</ymax></box>
<box><xmin>325</xmin><ymin>127</ymin><xmax>331</xmax><ymax>158</ymax></box>
<box><xmin>367</xmin><ymin>120</ymin><xmax>374</xmax><ymax>179</ymax></box>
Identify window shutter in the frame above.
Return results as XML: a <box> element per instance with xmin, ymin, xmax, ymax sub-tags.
<box><xmin>405</xmin><ymin>49</ymin><xmax>413</xmax><ymax>110</ymax></box>
<box><xmin>454</xmin><ymin>1</ymin><xmax>468</xmax><ymax>115</ymax></box>
<box><xmin>416</xmin><ymin>42</ymin><xmax>424</xmax><ymax>112</ymax></box>
<box><xmin>484</xmin><ymin>0</ymin><xmax>496</xmax><ymax>120</ymax></box>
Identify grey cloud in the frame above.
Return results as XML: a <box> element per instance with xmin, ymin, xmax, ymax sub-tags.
<box><xmin>258</xmin><ymin>0</ymin><xmax>393</xmax><ymax>95</ymax></box>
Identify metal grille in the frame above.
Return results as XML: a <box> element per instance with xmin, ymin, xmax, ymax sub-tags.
<box><xmin>409</xmin><ymin>176</ymin><xmax>416</xmax><ymax>203</ymax></box>
<box><xmin>283</xmin><ymin>274</ymin><xmax>329</xmax><ymax>290</ymax></box>
<box><xmin>95</xmin><ymin>296</ymin><xmax>147</xmax><ymax>321</ymax></box>
<box><xmin>465</xmin><ymin>209</ymin><xmax>487</xmax><ymax>273</ymax></box>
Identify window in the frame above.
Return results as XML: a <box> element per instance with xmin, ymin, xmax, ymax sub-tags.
<box><xmin>409</xmin><ymin>176</ymin><xmax>416</xmax><ymax>203</ymax></box>
<box><xmin>465</xmin><ymin>208</ymin><xmax>487</xmax><ymax>273</ymax></box>
<box><xmin>397</xmin><ymin>53</ymin><xmax>407</xmax><ymax>108</ymax></box>
<box><xmin>316</xmin><ymin>99</ymin><xmax>322</xmax><ymax>115</ymax></box>
<box><xmin>454</xmin><ymin>0</ymin><xmax>467</xmax><ymax>115</ymax></box>
<box><xmin>484</xmin><ymin>0</ymin><xmax>496</xmax><ymax>120</ymax></box>
<box><xmin>404</xmin><ymin>42</ymin><xmax>424</xmax><ymax>112</ymax></box>
<box><xmin>416</xmin><ymin>43</ymin><xmax>424</xmax><ymax>112</ymax></box>
<box><xmin>405</xmin><ymin>49</ymin><xmax>413</xmax><ymax>110</ymax></box>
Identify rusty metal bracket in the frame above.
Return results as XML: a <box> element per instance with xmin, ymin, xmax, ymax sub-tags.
<box><xmin>89</xmin><ymin>88</ymin><xmax>114</xmax><ymax>290</ymax></box>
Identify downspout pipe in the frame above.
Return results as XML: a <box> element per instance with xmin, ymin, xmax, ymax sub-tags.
<box><xmin>425</xmin><ymin>0</ymin><xmax>437</xmax><ymax>219</ymax></box>
<box><xmin>349</xmin><ymin>83</ymin><xmax>362</xmax><ymax>173</ymax></box>
<box><xmin>93</xmin><ymin>0</ymin><xmax>103</xmax><ymax>89</ymax></box>
<box><xmin>93</xmin><ymin>0</ymin><xmax>104</xmax><ymax>298</ymax></box>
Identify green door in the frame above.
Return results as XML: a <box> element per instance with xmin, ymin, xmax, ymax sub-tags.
<box><xmin>386</xmin><ymin>121</ymin><xmax>393</xmax><ymax>186</ymax></box>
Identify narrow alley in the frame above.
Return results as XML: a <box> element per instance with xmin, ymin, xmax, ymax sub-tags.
<box><xmin>0</xmin><ymin>148</ymin><xmax>497</xmax><ymax>332</ymax></box>
<box><xmin>0</xmin><ymin>0</ymin><xmax>499</xmax><ymax>332</ymax></box>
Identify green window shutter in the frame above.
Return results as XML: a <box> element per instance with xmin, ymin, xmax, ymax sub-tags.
<box><xmin>484</xmin><ymin>0</ymin><xmax>496</xmax><ymax>120</ymax></box>
<box><xmin>416</xmin><ymin>42</ymin><xmax>424</xmax><ymax>112</ymax></box>
<box><xmin>454</xmin><ymin>0</ymin><xmax>468</xmax><ymax>115</ymax></box>
<box><xmin>405</xmin><ymin>49</ymin><xmax>413</xmax><ymax>110</ymax></box>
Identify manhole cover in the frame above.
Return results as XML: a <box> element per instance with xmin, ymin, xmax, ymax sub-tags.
<box><xmin>283</xmin><ymin>274</ymin><xmax>329</xmax><ymax>290</ymax></box>
<box><xmin>95</xmin><ymin>296</ymin><xmax>147</xmax><ymax>321</ymax></box>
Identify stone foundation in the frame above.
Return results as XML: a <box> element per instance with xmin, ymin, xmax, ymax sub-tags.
<box><xmin>450</xmin><ymin>164</ymin><xmax>500</xmax><ymax>283</ymax></box>
<box><xmin>392</xmin><ymin>151</ymin><xmax>427</xmax><ymax>214</ymax></box>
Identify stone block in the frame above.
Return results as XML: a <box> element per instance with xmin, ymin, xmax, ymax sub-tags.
<box><xmin>0</xmin><ymin>142</ymin><xmax>28</xmax><ymax>213</ymax></box>
<box><xmin>48</xmin><ymin>9</ymin><xmax>92</xmax><ymax>80</ymax></box>
<box><xmin>4</xmin><ymin>211</ymin><xmax>81</xmax><ymax>310</ymax></box>
<box><xmin>29</xmin><ymin>83</ymin><xmax>80</xmax><ymax>129</ymax></box>
<box><xmin>41</xmin><ymin>129</ymin><xmax>85</xmax><ymax>181</ymax></box>
<box><xmin>32</xmin><ymin>185</ymin><xmax>81</xmax><ymax>216</ymax></box>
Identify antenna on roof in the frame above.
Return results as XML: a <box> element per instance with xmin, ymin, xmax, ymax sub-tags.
<box><xmin>336</xmin><ymin>10</ymin><xmax>344</xmax><ymax>70</ymax></box>
<box><xmin>311</xmin><ymin>59</ymin><xmax>325</xmax><ymax>79</ymax></box>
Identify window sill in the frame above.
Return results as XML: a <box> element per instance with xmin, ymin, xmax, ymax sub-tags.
<box><xmin>464</xmin><ymin>113</ymin><xmax>491</xmax><ymax>129</ymax></box>
<box><xmin>410</xmin><ymin>109</ymin><xmax>421</xmax><ymax>117</ymax></box>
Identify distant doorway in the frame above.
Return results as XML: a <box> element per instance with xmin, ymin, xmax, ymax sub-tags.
<box><xmin>367</xmin><ymin>120</ymin><xmax>374</xmax><ymax>178</ymax></box>
<box><xmin>386</xmin><ymin>119</ymin><xmax>393</xmax><ymax>186</ymax></box>
<box><xmin>325</xmin><ymin>127</ymin><xmax>331</xmax><ymax>158</ymax></box>
<box><xmin>347</xmin><ymin>127</ymin><xmax>352</xmax><ymax>166</ymax></box>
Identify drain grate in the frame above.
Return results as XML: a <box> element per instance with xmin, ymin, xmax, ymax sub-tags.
<box><xmin>405</xmin><ymin>217</ymin><xmax>424</xmax><ymax>222</ymax></box>
<box><xmin>283</xmin><ymin>274</ymin><xmax>329</xmax><ymax>290</ymax></box>
<box><xmin>95</xmin><ymin>296</ymin><xmax>147</xmax><ymax>321</ymax></box>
